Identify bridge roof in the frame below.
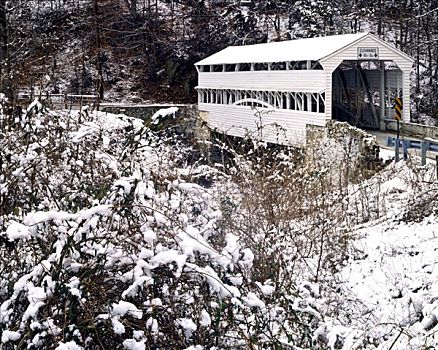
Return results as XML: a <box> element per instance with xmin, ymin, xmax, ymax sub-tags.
<box><xmin>195</xmin><ymin>32</ymin><xmax>412</xmax><ymax>66</ymax></box>
<box><xmin>196</xmin><ymin>33</ymin><xmax>367</xmax><ymax>65</ymax></box>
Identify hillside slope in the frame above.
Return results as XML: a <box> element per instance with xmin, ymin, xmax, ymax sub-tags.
<box><xmin>0</xmin><ymin>102</ymin><xmax>437</xmax><ymax>349</ymax></box>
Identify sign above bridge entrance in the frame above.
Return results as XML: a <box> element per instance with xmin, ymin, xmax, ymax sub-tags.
<box><xmin>357</xmin><ymin>47</ymin><xmax>379</xmax><ymax>59</ymax></box>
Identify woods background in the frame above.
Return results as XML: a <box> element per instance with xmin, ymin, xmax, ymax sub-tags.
<box><xmin>0</xmin><ymin>0</ymin><xmax>437</xmax><ymax>121</ymax></box>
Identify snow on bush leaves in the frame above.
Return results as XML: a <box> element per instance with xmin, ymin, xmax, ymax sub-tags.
<box><xmin>4</xmin><ymin>102</ymin><xmax>435</xmax><ymax>349</ymax></box>
<box><xmin>0</xmin><ymin>104</ymin><xmax>321</xmax><ymax>349</ymax></box>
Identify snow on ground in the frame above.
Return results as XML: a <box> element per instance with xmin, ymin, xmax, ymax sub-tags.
<box><xmin>331</xmin><ymin>162</ymin><xmax>438</xmax><ymax>349</ymax></box>
<box><xmin>342</xmin><ymin>216</ymin><xmax>438</xmax><ymax>349</ymax></box>
<box><xmin>1</xmin><ymin>104</ymin><xmax>437</xmax><ymax>349</ymax></box>
<box><xmin>151</xmin><ymin>106</ymin><xmax>179</xmax><ymax>125</ymax></box>
<box><xmin>70</xmin><ymin>109</ymin><xmax>145</xmax><ymax>131</ymax></box>
<box><xmin>379</xmin><ymin>148</ymin><xmax>395</xmax><ymax>161</ymax></box>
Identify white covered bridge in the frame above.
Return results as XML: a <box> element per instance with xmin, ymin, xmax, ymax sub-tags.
<box><xmin>195</xmin><ymin>32</ymin><xmax>414</xmax><ymax>145</ymax></box>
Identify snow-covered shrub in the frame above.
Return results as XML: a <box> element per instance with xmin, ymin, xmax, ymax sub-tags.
<box><xmin>0</xmin><ymin>104</ymin><xmax>331</xmax><ymax>349</ymax></box>
<box><xmin>4</xmin><ymin>103</ymin><xmax>434</xmax><ymax>349</ymax></box>
<box><xmin>215</xmin><ymin>137</ymin><xmax>352</xmax><ymax>276</ymax></box>
<box><xmin>208</xmin><ymin>136</ymin><xmax>357</xmax><ymax>348</ymax></box>
<box><xmin>306</xmin><ymin>121</ymin><xmax>382</xmax><ymax>190</ymax></box>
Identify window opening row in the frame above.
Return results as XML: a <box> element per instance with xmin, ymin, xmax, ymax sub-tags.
<box><xmin>198</xmin><ymin>88</ymin><xmax>325</xmax><ymax>113</ymax></box>
<box><xmin>199</xmin><ymin>61</ymin><xmax>323</xmax><ymax>72</ymax></box>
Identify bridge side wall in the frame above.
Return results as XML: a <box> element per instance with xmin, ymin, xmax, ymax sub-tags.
<box><xmin>198</xmin><ymin>70</ymin><xmax>325</xmax><ymax>92</ymax></box>
<box><xmin>198</xmin><ymin>103</ymin><xmax>326</xmax><ymax>145</ymax></box>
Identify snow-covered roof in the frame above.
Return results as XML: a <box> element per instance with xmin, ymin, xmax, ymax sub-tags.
<box><xmin>196</xmin><ymin>33</ymin><xmax>369</xmax><ymax>65</ymax></box>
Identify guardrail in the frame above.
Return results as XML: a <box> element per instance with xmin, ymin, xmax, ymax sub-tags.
<box><xmin>17</xmin><ymin>92</ymin><xmax>98</xmax><ymax>108</ymax></box>
<box><xmin>386</xmin><ymin>136</ymin><xmax>438</xmax><ymax>165</ymax></box>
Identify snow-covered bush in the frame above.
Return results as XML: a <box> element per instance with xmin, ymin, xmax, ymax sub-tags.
<box><xmin>3</xmin><ymin>103</ymin><xmax>435</xmax><ymax>349</ymax></box>
<box><xmin>0</xmin><ymin>103</ymin><xmax>332</xmax><ymax>349</ymax></box>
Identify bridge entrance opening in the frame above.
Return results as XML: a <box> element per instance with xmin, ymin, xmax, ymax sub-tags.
<box><xmin>332</xmin><ymin>60</ymin><xmax>403</xmax><ymax>130</ymax></box>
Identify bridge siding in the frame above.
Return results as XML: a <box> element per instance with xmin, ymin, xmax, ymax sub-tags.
<box><xmin>198</xmin><ymin>71</ymin><xmax>325</xmax><ymax>92</ymax></box>
<box><xmin>199</xmin><ymin>103</ymin><xmax>326</xmax><ymax>145</ymax></box>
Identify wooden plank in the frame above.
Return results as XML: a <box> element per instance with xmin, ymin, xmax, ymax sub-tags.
<box><xmin>199</xmin><ymin>103</ymin><xmax>326</xmax><ymax>145</ymax></box>
<box><xmin>198</xmin><ymin>70</ymin><xmax>325</xmax><ymax>92</ymax></box>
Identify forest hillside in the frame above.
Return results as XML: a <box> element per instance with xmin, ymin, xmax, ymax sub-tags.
<box><xmin>0</xmin><ymin>0</ymin><xmax>437</xmax><ymax>122</ymax></box>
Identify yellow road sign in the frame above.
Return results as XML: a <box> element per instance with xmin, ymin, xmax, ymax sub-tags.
<box><xmin>394</xmin><ymin>97</ymin><xmax>402</xmax><ymax>121</ymax></box>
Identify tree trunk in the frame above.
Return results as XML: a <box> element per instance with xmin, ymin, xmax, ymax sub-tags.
<box><xmin>416</xmin><ymin>18</ymin><xmax>420</xmax><ymax>94</ymax></box>
<box><xmin>377</xmin><ymin>0</ymin><xmax>382</xmax><ymax>36</ymax></box>
<box><xmin>93</xmin><ymin>0</ymin><xmax>104</xmax><ymax>102</ymax></box>
<box><xmin>0</xmin><ymin>0</ymin><xmax>8</xmax><ymax>96</ymax></box>
<box><xmin>127</xmin><ymin>0</ymin><xmax>137</xmax><ymax>17</ymax></box>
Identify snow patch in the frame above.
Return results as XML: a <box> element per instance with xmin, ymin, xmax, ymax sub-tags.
<box><xmin>151</xmin><ymin>107</ymin><xmax>178</xmax><ymax>125</ymax></box>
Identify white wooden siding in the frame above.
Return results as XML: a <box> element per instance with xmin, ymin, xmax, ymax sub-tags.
<box><xmin>402</xmin><ymin>71</ymin><xmax>410</xmax><ymax>121</ymax></box>
<box><xmin>198</xmin><ymin>71</ymin><xmax>325</xmax><ymax>93</ymax></box>
<box><xmin>324</xmin><ymin>71</ymin><xmax>333</xmax><ymax>119</ymax></box>
<box><xmin>321</xmin><ymin>36</ymin><xmax>413</xmax><ymax>66</ymax></box>
<box><xmin>199</xmin><ymin>103</ymin><xmax>327</xmax><ymax>145</ymax></box>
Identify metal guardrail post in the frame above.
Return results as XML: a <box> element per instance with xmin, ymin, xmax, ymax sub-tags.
<box><xmin>395</xmin><ymin>120</ymin><xmax>400</xmax><ymax>162</ymax></box>
<box><xmin>386</xmin><ymin>136</ymin><xmax>393</xmax><ymax>147</ymax></box>
<box><xmin>402</xmin><ymin>140</ymin><xmax>409</xmax><ymax>161</ymax></box>
<box><xmin>421</xmin><ymin>141</ymin><xmax>429</xmax><ymax>166</ymax></box>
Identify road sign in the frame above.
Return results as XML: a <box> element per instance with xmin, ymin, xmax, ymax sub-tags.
<box><xmin>357</xmin><ymin>47</ymin><xmax>379</xmax><ymax>59</ymax></box>
<box><xmin>392</xmin><ymin>97</ymin><xmax>403</xmax><ymax>161</ymax></box>
<box><xmin>394</xmin><ymin>97</ymin><xmax>402</xmax><ymax>121</ymax></box>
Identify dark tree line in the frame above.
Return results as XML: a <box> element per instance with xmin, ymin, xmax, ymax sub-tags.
<box><xmin>0</xmin><ymin>0</ymin><xmax>437</xmax><ymax>120</ymax></box>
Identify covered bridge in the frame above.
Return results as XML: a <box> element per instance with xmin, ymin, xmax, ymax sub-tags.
<box><xmin>195</xmin><ymin>32</ymin><xmax>414</xmax><ymax>145</ymax></box>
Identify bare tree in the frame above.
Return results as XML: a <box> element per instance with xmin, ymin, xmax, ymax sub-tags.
<box><xmin>0</xmin><ymin>0</ymin><xmax>8</xmax><ymax>97</ymax></box>
<box><xmin>93</xmin><ymin>0</ymin><xmax>104</xmax><ymax>102</ymax></box>
<box><xmin>125</xmin><ymin>0</ymin><xmax>138</xmax><ymax>17</ymax></box>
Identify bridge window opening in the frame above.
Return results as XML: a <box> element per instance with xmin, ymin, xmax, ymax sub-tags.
<box><xmin>274</xmin><ymin>92</ymin><xmax>281</xmax><ymax>109</ymax></box>
<box><xmin>254</xmin><ymin>63</ymin><xmax>269</xmax><ymax>71</ymax></box>
<box><xmin>311</xmin><ymin>61</ymin><xmax>323</xmax><ymax>70</ymax></box>
<box><xmin>211</xmin><ymin>89</ymin><xmax>216</xmax><ymax>103</ymax></box>
<box><xmin>311</xmin><ymin>94</ymin><xmax>318</xmax><ymax>113</ymax></box>
<box><xmin>282</xmin><ymin>92</ymin><xmax>288</xmax><ymax>109</ymax></box>
<box><xmin>303</xmin><ymin>93</ymin><xmax>308</xmax><ymax>112</ymax></box>
<box><xmin>217</xmin><ymin>90</ymin><xmax>222</xmax><ymax>104</ymax></box>
<box><xmin>200</xmin><ymin>61</ymin><xmax>326</xmax><ymax>73</ymax></box>
<box><xmin>293</xmin><ymin>61</ymin><xmax>309</xmax><ymax>70</ymax></box>
<box><xmin>319</xmin><ymin>93</ymin><xmax>325</xmax><ymax>113</ymax></box>
<box><xmin>198</xmin><ymin>88</ymin><xmax>326</xmax><ymax>113</ymax></box>
<box><xmin>198</xmin><ymin>90</ymin><xmax>203</xmax><ymax>103</ymax></box>
<box><xmin>271</xmin><ymin>62</ymin><xmax>287</xmax><ymax>70</ymax></box>
<box><xmin>239</xmin><ymin>63</ymin><xmax>251</xmax><ymax>71</ymax></box>
<box><xmin>289</xmin><ymin>93</ymin><xmax>295</xmax><ymax>110</ymax></box>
